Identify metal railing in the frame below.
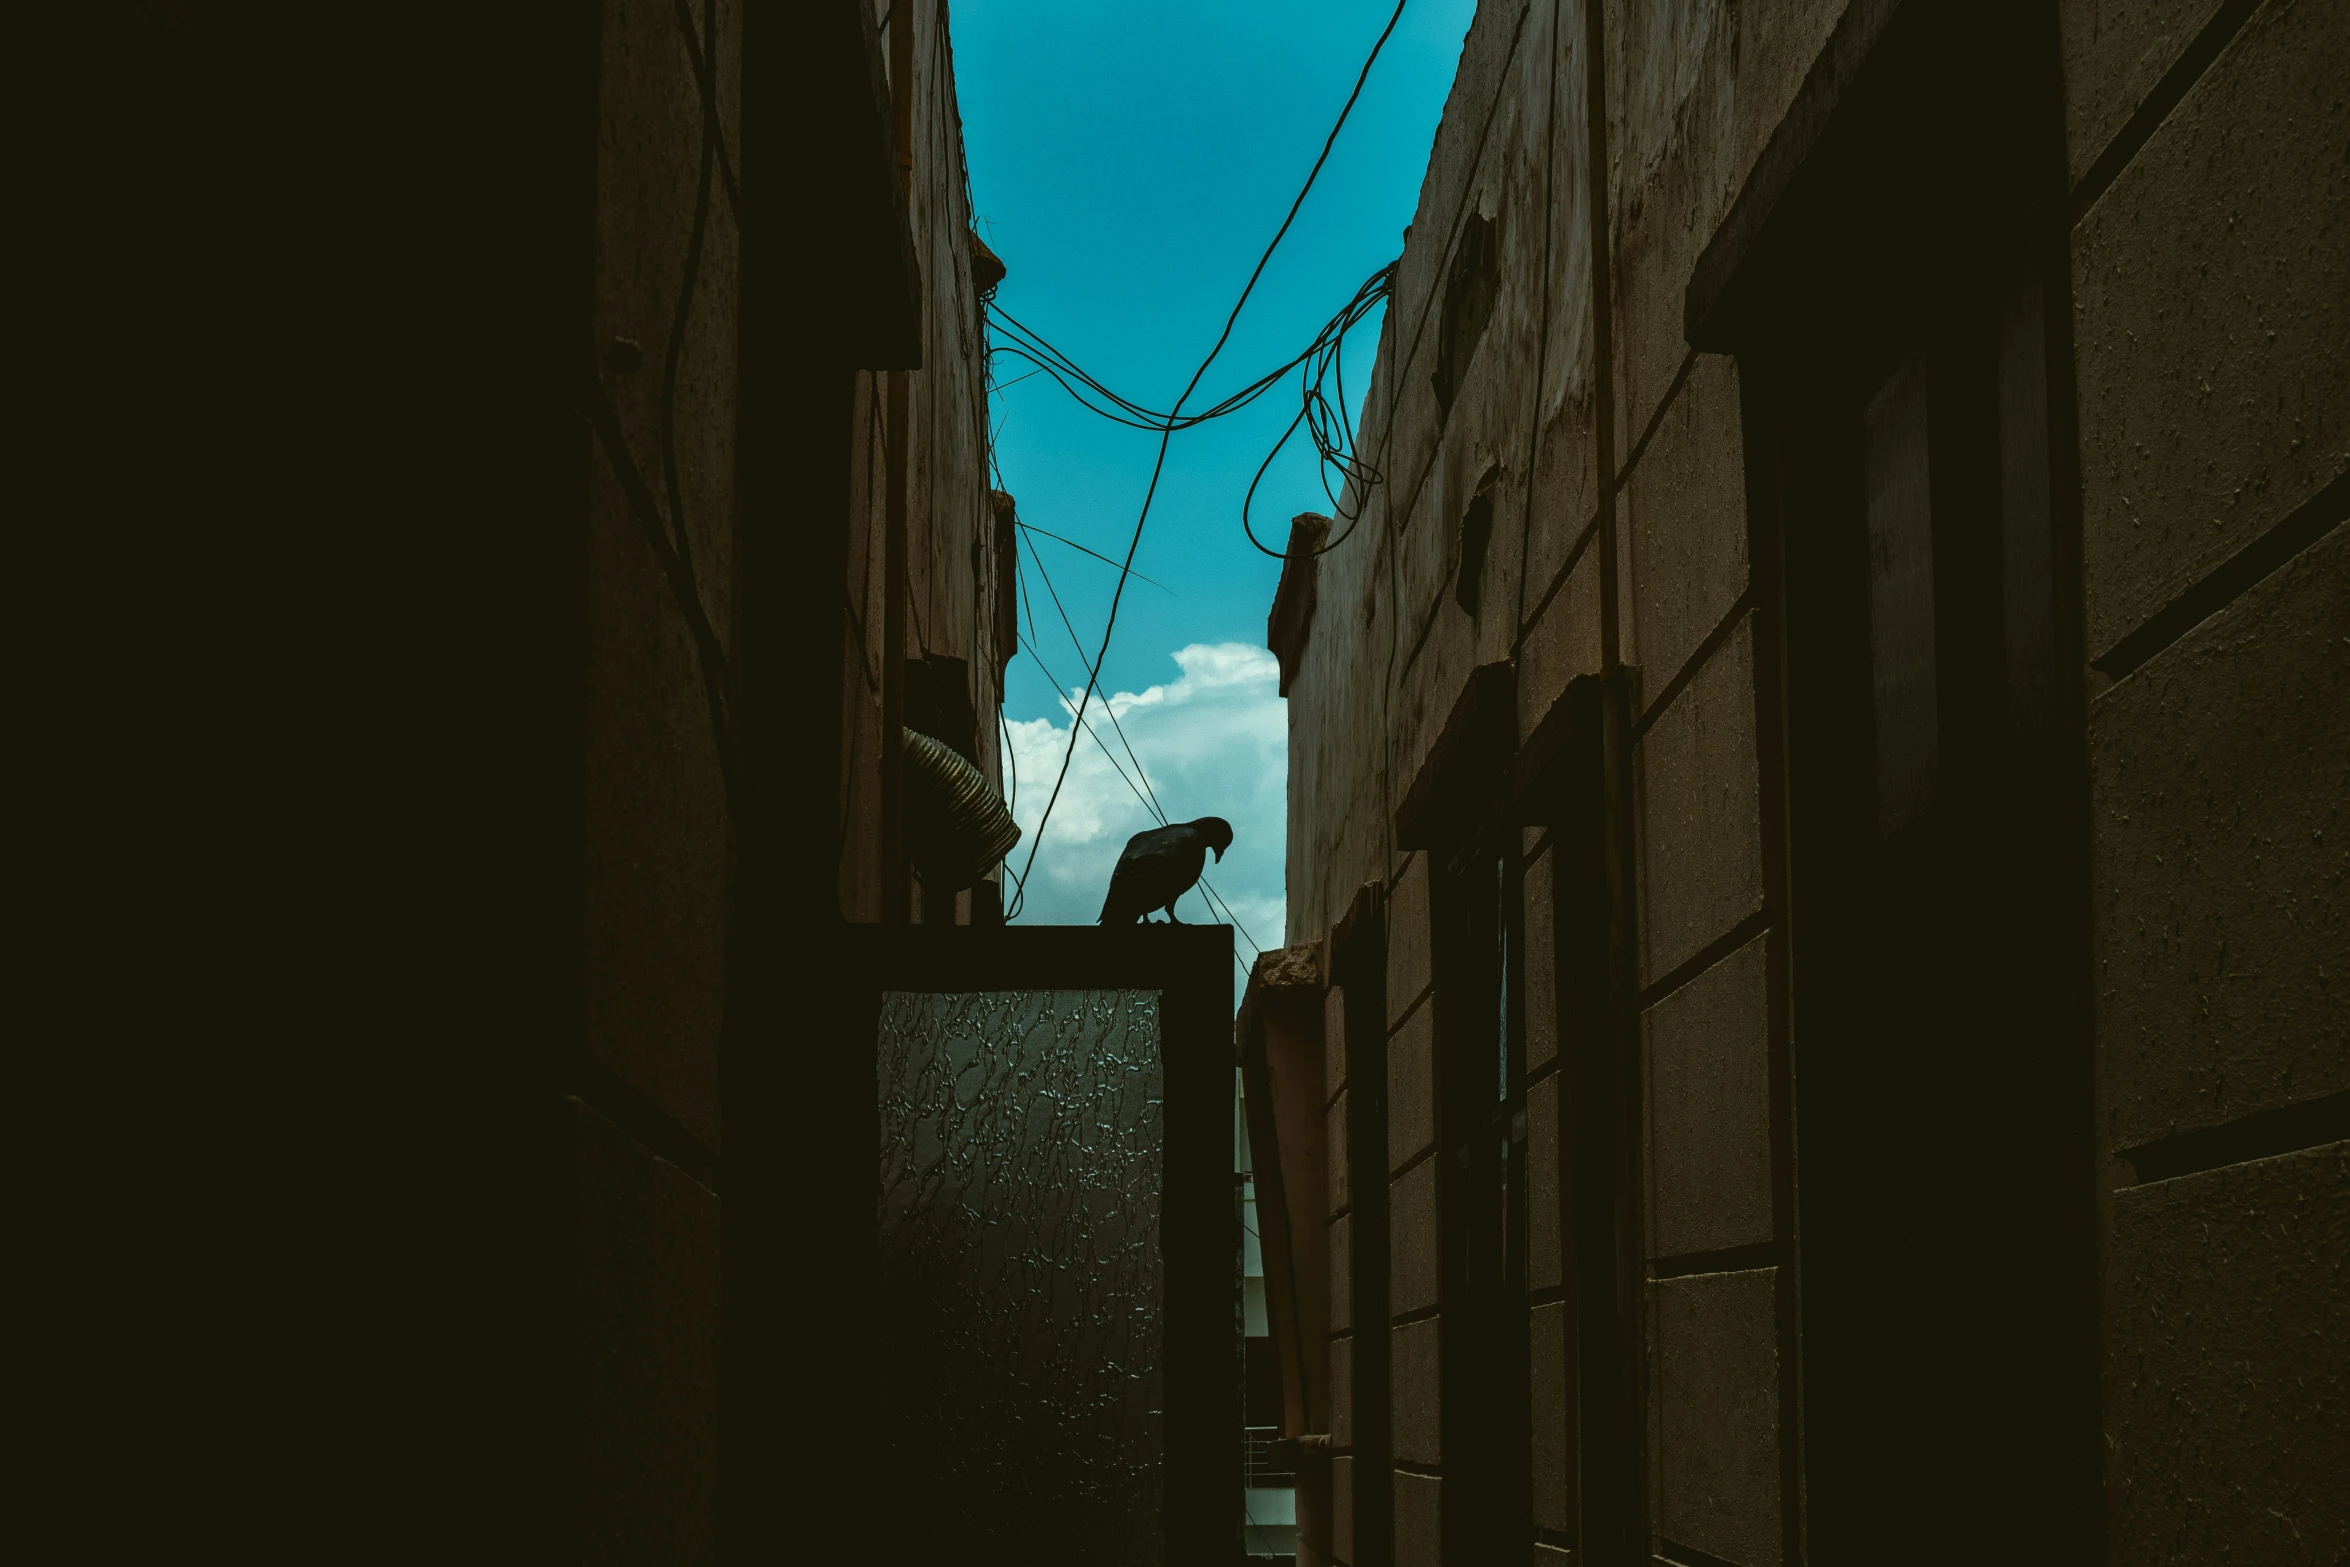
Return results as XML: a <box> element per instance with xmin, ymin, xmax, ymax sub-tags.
<box><xmin>1243</xmin><ymin>1426</ymin><xmax>1296</xmax><ymax>1488</ymax></box>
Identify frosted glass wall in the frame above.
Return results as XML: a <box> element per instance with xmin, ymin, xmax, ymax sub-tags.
<box><xmin>877</xmin><ymin>990</ymin><xmax>1165</xmax><ymax>1566</ymax></box>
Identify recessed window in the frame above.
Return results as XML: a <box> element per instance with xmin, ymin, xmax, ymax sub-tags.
<box><xmin>1455</xmin><ymin>466</ymin><xmax>1502</xmax><ymax>615</ymax></box>
<box><xmin>1433</xmin><ymin>211</ymin><xmax>1500</xmax><ymax>416</ymax></box>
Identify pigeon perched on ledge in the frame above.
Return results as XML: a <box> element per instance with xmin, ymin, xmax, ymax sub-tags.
<box><xmin>1098</xmin><ymin>817</ymin><xmax>1234</xmax><ymax>924</ymax></box>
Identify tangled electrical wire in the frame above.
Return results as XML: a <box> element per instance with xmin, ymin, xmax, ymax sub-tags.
<box><xmin>1237</xmin><ymin>260</ymin><xmax>1390</xmax><ymax>559</ymax></box>
<box><xmin>985</xmin><ymin>258</ymin><xmax>1393</xmax><ymax>561</ymax></box>
<box><xmin>992</xmin><ymin>0</ymin><xmax>1412</xmax><ymax>922</ymax></box>
<box><xmin>984</xmin><ymin>262</ymin><xmax>1391</xmax><ymax>926</ymax></box>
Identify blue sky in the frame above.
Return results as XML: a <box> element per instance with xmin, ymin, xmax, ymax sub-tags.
<box><xmin>953</xmin><ymin>0</ymin><xmax>1477</xmax><ymax>944</ymax></box>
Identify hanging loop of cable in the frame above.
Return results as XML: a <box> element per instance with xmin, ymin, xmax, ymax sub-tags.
<box><xmin>988</xmin><ymin>257</ymin><xmax>1395</xmax><ymax>560</ymax></box>
<box><xmin>1002</xmin><ymin>0</ymin><xmax>1413</xmax><ymax>904</ymax></box>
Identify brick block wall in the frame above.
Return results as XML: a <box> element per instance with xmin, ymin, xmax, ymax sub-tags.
<box><xmin>1387</xmin><ymin>852</ymin><xmax>1432</xmax><ymax>1028</ymax></box>
<box><xmin>1649</xmin><ymin>1268</ymin><xmax>1784</xmax><ymax>1567</ymax></box>
<box><xmin>1387</xmin><ymin>1002</ymin><xmax>1438</xmax><ymax>1172</ymax></box>
<box><xmin>1643</xmin><ymin>931</ymin><xmax>1773</xmax><ymax>1259</ymax></box>
<box><xmin>2107</xmin><ymin>1143</ymin><xmax>2348</xmax><ymax>1562</ymax></box>
<box><xmin>1390</xmin><ymin>1160</ymin><xmax>1442</xmax><ymax>1318</ymax></box>
<box><xmin>1271</xmin><ymin>1</ymin><xmax>2341</xmax><ymax>1562</ymax></box>
<box><xmin>1329</xmin><ymin>1093</ymin><xmax>1353</xmax><ymax>1217</ymax></box>
<box><xmin>2089</xmin><ymin>522</ymin><xmax>2347</xmax><ymax>1146</ymax></box>
<box><xmin>570</xmin><ymin>1097</ymin><xmax>721</xmax><ymax>1563</ymax></box>
<box><xmin>2069</xmin><ymin>4</ymin><xmax>2349</xmax><ymax>1555</ymax></box>
<box><xmin>2069</xmin><ymin>0</ymin><xmax>2347</xmax><ymax>661</ymax></box>
<box><xmin>1632</xmin><ymin>616</ymin><xmax>1766</xmax><ymax>989</ymax></box>
<box><xmin>1391</xmin><ymin>1316</ymin><xmax>1442</xmax><ymax>1467</ymax></box>
<box><xmin>1393</xmin><ymin>1470</ymin><xmax>1441</xmax><ymax>1567</ymax></box>
<box><xmin>1330</xmin><ymin>1215</ymin><xmax>1354</xmax><ymax>1335</ymax></box>
<box><xmin>1521</xmin><ymin>842</ymin><xmax>1559</xmax><ymax>1074</ymax></box>
<box><xmin>1529</xmin><ymin>1299</ymin><xmax>1571</xmax><ymax>1535</ymax></box>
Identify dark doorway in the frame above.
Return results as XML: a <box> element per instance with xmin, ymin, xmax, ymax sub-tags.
<box><xmin>1528</xmin><ymin>676</ymin><xmax>1644</xmax><ymax>1567</ymax></box>
<box><xmin>1434</xmin><ymin>826</ymin><xmax>1533</xmax><ymax>1563</ymax></box>
<box><xmin>1696</xmin><ymin>5</ymin><xmax>2101</xmax><ymax>1557</ymax></box>
<box><xmin>1753</xmin><ymin>224</ymin><xmax>2097</xmax><ymax>1567</ymax></box>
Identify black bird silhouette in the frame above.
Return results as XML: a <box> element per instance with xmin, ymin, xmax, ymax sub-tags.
<box><xmin>1098</xmin><ymin>817</ymin><xmax>1234</xmax><ymax>924</ymax></box>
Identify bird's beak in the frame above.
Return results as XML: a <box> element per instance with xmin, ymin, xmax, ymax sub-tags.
<box><xmin>1213</xmin><ymin>846</ymin><xmax>1225</xmax><ymax>862</ymax></box>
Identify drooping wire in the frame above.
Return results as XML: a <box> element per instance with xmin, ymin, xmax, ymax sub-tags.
<box><xmin>1007</xmin><ymin>548</ymin><xmax>1259</xmax><ymax>953</ymax></box>
<box><xmin>990</xmin><ymin>301</ymin><xmax>1316</xmax><ymax>433</ymax></box>
<box><xmin>578</xmin><ymin>0</ymin><xmax>738</xmax><ymax>803</ymax></box>
<box><xmin>670</xmin><ymin>0</ymin><xmax>739</xmax><ymax>215</ymax></box>
<box><xmin>659</xmin><ymin>0</ymin><xmax>722</xmax><ymax>601</ymax></box>
<box><xmin>985</xmin><ymin>256</ymin><xmax>1393</xmax><ymax>546</ymax></box>
<box><xmin>1021</xmin><ymin>528</ymin><xmax>1167</xmax><ymax>824</ymax></box>
<box><xmin>1013</xmin><ymin>626</ymin><xmax>1263</xmax><ymax>969</ymax></box>
<box><xmin>1004</xmin><ymin>0</ymin><xmax>1412</xmax><ymax>907</ymax></box>
<box><xmin>1017</xmin><ymin>519</ymin><xmax>1174</xmax><ymax>595</ymax></box>
<box><xmin>1241</xmin><ymin>260</ymin><xmax>1393</xmax><ymax>558</ymax></box>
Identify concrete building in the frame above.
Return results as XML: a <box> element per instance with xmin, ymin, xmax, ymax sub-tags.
<box><xmin>571</xmin><ymin>0</ymin><xmax>1018</xmax><ymax>1551</ymax></box>
<box><xmin>1247</xmin><ymin>1</ymin><xmax>2345</xmax><ymax>1564</ymax></box>
<box><xmin>77</xmin><ymin>0</ymin><xmax>1007</xmax><ymax>1555</ymax></box>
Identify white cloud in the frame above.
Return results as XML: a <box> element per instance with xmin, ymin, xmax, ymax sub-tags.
<box><xmin>1003</xmin><ymin>642</ymin><xmax>1286</xmax><ymax>957</ymax></box>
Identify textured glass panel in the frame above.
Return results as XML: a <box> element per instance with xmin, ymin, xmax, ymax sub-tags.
<box><xmin>877</xmin><ymin>989</ymin><xmax>1165</xmax><ymax>1566</ymax></box>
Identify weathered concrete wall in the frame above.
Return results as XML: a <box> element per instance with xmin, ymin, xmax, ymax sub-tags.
<box><xmin>2067</xmin><ymin>0</ymin><xmax>2346</xmax><ymax>661</ymax></box>
<box><xmin>571</xmin><ymin>0</ymin><xmax>997</xmax><ymax>1552</ymax></box>
<box><xmin>2088</xmin><ymin>522</ymin><xmax>2347</xmax><ymax>1149</ymax></box>
<box><xmin>574</xmin><ymin>4</ymin><xmax>742</xmax><ymax>1556</ymax></box>
<box><xmin>585</xmin><ymin>0</ymin><xmax>742</xmax><ymax>1178</ymax></box>
<box><xmin>570</xmin><ymin>1096</ymin><xmax>722</xmax><ymax>1564</ymax></box>
<box><xmin>2105</xmin><ymin>1141</ymin><xmax>2348</xmax><ymax>1564</ymax></box>
<box><xmin>83</xmin><ymin>0</ymin><xmax>952</xmax><ymax>1546</ymax></box>
<box><xmin>1282</xmin><ymin>0</ymin><xmax>2346</xmax><ymax>1562</ymax></box>
<box><xmin>1287</xmin><ymin>1</ymin><xmax>1821</xmax><ymax>1560</ymax></box>
<box><xmin>2070</xmin><ymin>3</ymin><xmax>2349</xmax><ymax>1556</ymax></box>
<box><xmin>839</xmin><ymin>0</ymin><xmax>1004</xmax><ymax>924</ymax></box>
<box><xmin>1289</xmin><ymin>0</ymin><xmax>1597</xmax><ymax>948</ymax></box>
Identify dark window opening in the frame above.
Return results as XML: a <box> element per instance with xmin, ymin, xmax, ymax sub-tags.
<box><xmin>905</xmin><ymin>653</ymin><xmax>982</xmax><ymax>925</ymax></box>
<box><xmin>1435</xmin><ymin>824</ymin><xmax>1531</xmax><ymax>1563</ymax></box>
<box><xmin>1536</xmin><ymin>679</ymin><xmax>1643</xmax><ymax>1567</ymax></box>
<box><xmin>1759</xmin><ymin>214</ymin><xmax>2097</xmax><ymax>1567</ymax></box>
<box><xmin>1433</xmin><ymin>211</ymin><xmax>1500</xmax><ymax>417</ymax></box>
<box><xmin>1695</xmin><ymin>9</ymin><xmax>2099</xmax><ymax>1552</ymax></box>
<box><xmin>1336</xmin><ymin>903</ymin><xmax>1392</xmax><ymax>1567</ymax></box>
<box><xmin>903</xmin><ymin>653</ymin><xmax>978</xmax><ymax>766</ymax></box>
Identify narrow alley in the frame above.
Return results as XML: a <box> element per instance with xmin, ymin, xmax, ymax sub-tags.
<box><xmin>67</xmin><ymin>0</ymin><xmax>2346</xmax><ymax>1562</ymax></box>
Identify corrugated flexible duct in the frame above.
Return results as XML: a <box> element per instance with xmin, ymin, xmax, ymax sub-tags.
<box><xmin>901</xmin><ymin>727</ymin><xmax>1021</xmax><ymax>891</ymax></box>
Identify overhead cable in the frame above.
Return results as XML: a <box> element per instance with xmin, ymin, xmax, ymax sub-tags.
<box><xmin>1006</xmin><ymin>0</ymin><xmax>1413</xmax><ymax>902</ymax></box>
<box><xmin>1013</xmin><ymin>551</ymin><xmax>1263</xmax><ymax>963</ymax></box>
<box><xmin>985</xmin><ymin>258</ymin><xmax>1393</xmax><ymax>541</ymax></box>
